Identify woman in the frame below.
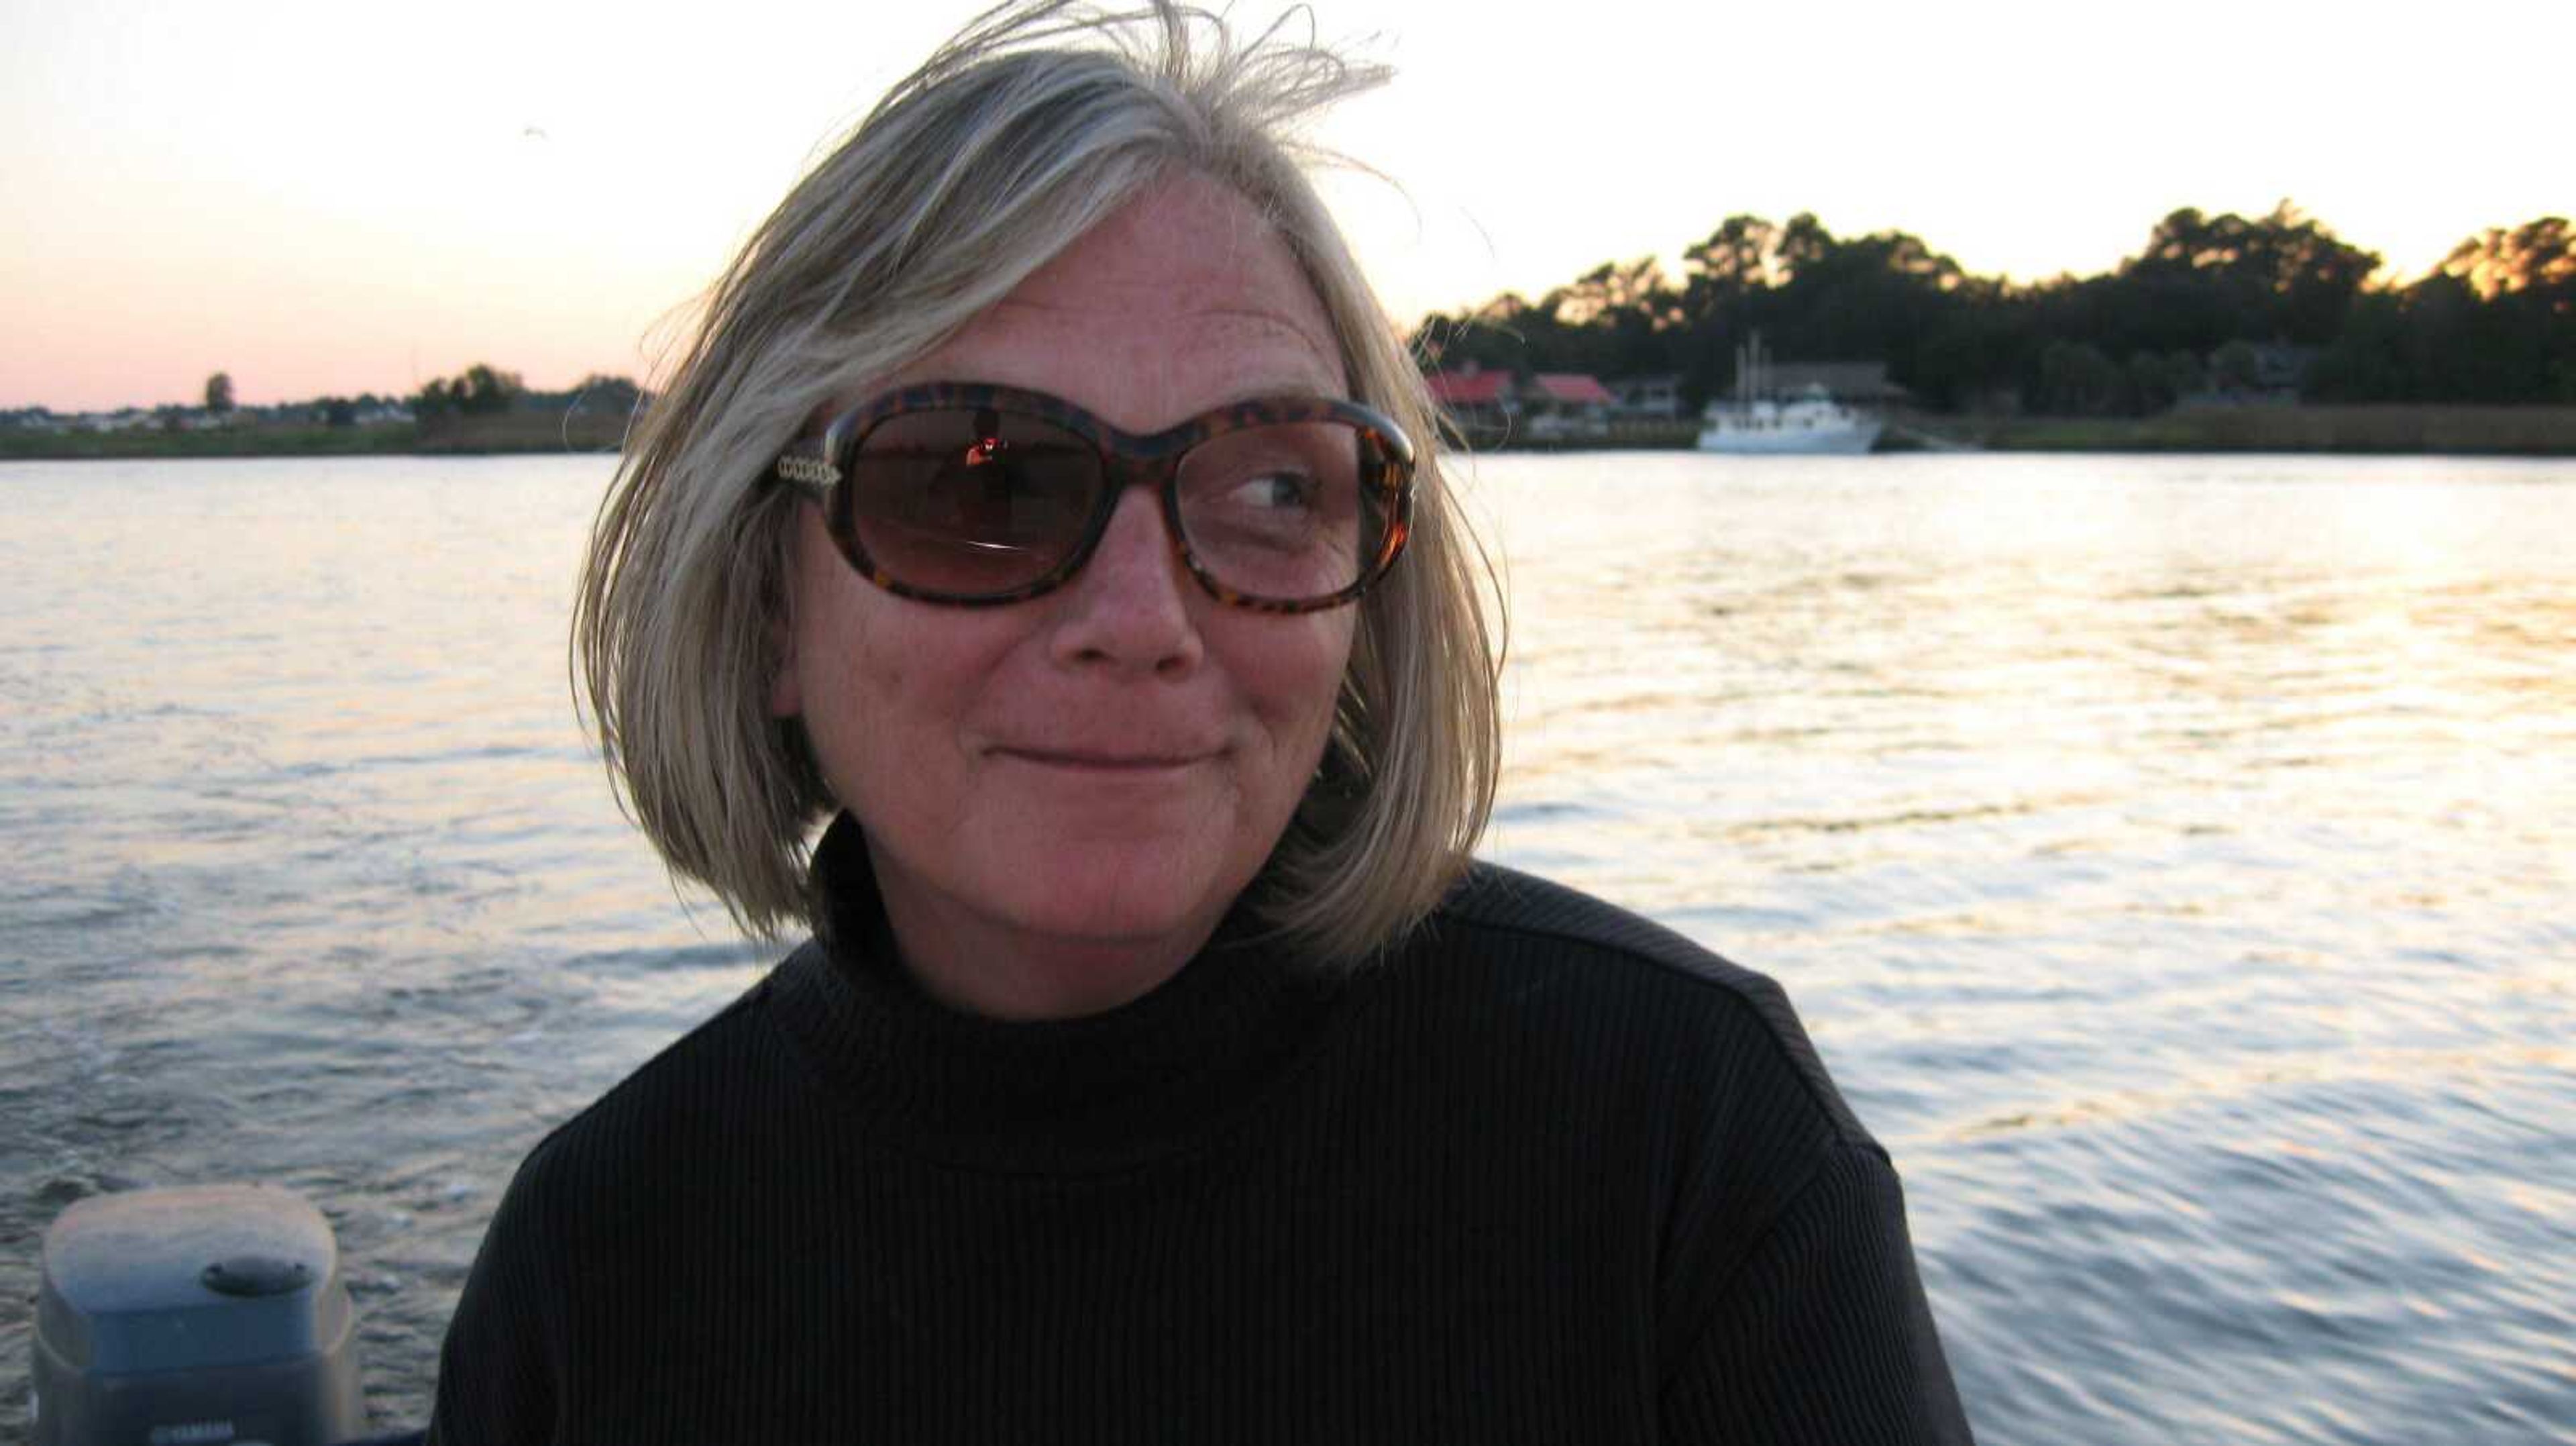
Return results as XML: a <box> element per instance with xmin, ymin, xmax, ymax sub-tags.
<box><xmin>430</xmin><ymin>4</ymin><xmax>1974</xmax><ymax>1441</ymax></box>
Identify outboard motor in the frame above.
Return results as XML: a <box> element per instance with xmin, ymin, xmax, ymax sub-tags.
<box><xmin>32</xmin><ymin>1184</ymin><xmax>366</xmax><ymax>1446</ymax></box>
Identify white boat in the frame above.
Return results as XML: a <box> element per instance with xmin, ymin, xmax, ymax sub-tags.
<box><xmin>1696</xmin><ymin>333</ymin><xmax>1882</xmax><ymax>454</ymax></box>
<box><xmin>1697</xmin><ymin>388</ymin><xmax>1883</xmax><ymax>454</ymax></box>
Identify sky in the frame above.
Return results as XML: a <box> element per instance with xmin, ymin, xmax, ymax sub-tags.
<box><xmin>2</xmin><ymin>0</ymin><xmax>2567</xmax><ymax>413</ymax></box>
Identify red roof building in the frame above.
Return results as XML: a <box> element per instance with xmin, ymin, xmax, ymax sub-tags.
<box><xmin>1527</xmin><ymin>374</ymin><xmax>1617</xmax><ymax>407</ymax></box>
<box><xmin>1426</xmin><ymin>368</ymin><xmax>1515</xmax><ymax>407</ymax></box>
<box><xmin>1422</xmin><ymin>365</ymin><xmax>1622</xmax><ymax>445</ymax></box>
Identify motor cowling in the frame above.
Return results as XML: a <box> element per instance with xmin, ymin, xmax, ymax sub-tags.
<box><xmin>32</xmin><ymin>1184</ymin><xmax>365</xmax><ymax>1446</ymax></box>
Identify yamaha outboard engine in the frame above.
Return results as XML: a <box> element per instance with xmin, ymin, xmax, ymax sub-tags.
<box><xmin>32</xmin><ymin>1184</ymin><xmax>366</xmax><ymax>1446</ymax></box>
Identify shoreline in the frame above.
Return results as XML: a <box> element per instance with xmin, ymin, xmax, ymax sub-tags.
<box><xmin>6</xmin><ymin>403</ymin><xmax>2574</xmax><ymax>460</ymax></box>
<box><xmin>1489</xmin><ymin>404</ymin><xmax>2576</xmax><ymax>457</ymax></box>
<box><xmin>1901</xmin><ymin>403</ymin><xmax>2576</xmax><ymax>457</ymax></box>
<box><xmin>0</xmin><ymin>409</ymin><xmax>633</xmax><ymax>462</ymax></box>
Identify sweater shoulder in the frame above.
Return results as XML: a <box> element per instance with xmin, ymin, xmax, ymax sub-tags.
<box><xmin>1419</xmin><ymin>861</ymin><xmax>1876</xmax><ymax>1148</ymax></box>
<box><xmin>502</xmin><ymin>954</ymin><xmax>804</xmax><ymax>1200</ymax></box>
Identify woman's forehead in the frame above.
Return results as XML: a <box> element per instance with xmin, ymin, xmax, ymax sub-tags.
<box><xmin>864</xmin><ymin>178</ymin><xmax>1348</xmax><ymax>425</ymax></box>
<box><xmin>1010</xmin><ymin>177</ymin><xmax>1327</xmax><ymax>323</ymax></box>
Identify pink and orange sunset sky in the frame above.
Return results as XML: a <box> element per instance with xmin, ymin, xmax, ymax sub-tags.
<box><xmin>3</xmin><ymin>0</ymin><xmax>2567</xmax><ymax>413</ymax></box>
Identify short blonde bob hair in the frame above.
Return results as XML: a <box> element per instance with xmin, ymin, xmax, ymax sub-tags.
<box><xmin>574</xmin><ymin>0</ymin><xmax>1499</xmax><ymax>966</ymax></box>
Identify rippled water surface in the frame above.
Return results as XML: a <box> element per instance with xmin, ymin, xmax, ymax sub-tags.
<box><xmin>5</xmin><ymin>452</ymin><xmax>2571</xmax><ymax>1443</ymax></box>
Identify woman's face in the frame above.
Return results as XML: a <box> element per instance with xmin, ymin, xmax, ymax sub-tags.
<box><xmin>771</xmin><ymin>176</ymin><xmax>1358</xmax><ymax>1019</ymax></box>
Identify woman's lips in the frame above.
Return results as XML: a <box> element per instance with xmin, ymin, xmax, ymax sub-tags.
<box><xmin>992</xmin><ymin>746</ymin><xmax>1216</xmax><ymax>772</ymax></box>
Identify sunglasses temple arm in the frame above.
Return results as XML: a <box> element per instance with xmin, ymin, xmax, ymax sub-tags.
<box><xmin>773</xmin><ymin>440</ymin><xmax>840</xmax><ymax>501</ymax></box>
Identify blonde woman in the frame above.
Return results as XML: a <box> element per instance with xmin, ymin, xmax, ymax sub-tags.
<box><xmin>429</xmin><ymin>5</ymin><xmax>1974</xmax><ymax>1441</ymax></box>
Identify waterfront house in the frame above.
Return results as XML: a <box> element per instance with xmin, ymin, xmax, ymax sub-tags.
<box><xmin>1426</xmin><ymin>362</ymin><xmax>1515</xmax><ymax>441</ymax></box>
<box><xmin>1521</xmin><ymin>373</ymin><xmax>1617</xmax><ymax>442</ymax></box>
<box><xmin>1426</xmin><ymin>364</ymin><xmax>1621</xmax><ymax>444</ymax></box>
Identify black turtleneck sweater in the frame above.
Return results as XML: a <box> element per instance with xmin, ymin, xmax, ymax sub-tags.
<box><xmin>429</xmin><ymin>820</ymin><xmax>1974</xmax><ymax>1443</ymax></box>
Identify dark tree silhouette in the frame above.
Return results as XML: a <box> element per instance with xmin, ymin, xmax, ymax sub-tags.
<box><xmin>1412</xmin><ymin>203</ymin><xmax>2573</xmax><ymax>415</ymax></box>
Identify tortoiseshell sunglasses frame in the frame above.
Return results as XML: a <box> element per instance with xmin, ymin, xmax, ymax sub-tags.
<box><xmin>771</xmin><ymin>382</ymin><xmax>1415</xmax><ymax>613</ymax></box>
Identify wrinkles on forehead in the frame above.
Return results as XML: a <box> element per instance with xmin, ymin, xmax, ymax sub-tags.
<box><xmin>993</xmin><ymin>184</ymin><xmax>1340</xmax><ymax>372</ymax></box>
<box><xmin>985</xmin><ymin>295</ymin><xmax>1338</xmax><ymax>358</ymax></box>
<box><xmin>959</xmin><ymin>298</ymin><xmax>1344</xmax><ymax>417</ymax></box>
<box><xmin>841</xmin><ymin>177</ymin><xmax>1350</xmax><ymax>430</ymax></box>
<box><xmin>794</xmin><ymin>175</ymin><xmax>1357</xmax><ymax>439</ymax></box>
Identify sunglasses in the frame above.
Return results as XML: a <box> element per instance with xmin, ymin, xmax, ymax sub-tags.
<box><xmin>771</xmin><ymin>383</ymin><xmax>1414</xmax><ymax>612</ymax></box>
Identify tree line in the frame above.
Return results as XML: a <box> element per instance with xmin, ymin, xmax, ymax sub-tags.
<box><xmin>1409</xmin><ymin>206</ymin><xmax>2576</xmax><ymax>415</ymax></box>
<box><xmin>154</xmin><ymin>367</ymin><xmax>645</xmax><ymax>427</ymax></box>
<box><xmin>411</xmin><ymin>366</ymin><xmax>643</xmax><ymax>419</ymax></box>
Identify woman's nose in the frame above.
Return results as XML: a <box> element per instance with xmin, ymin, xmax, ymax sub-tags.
<box><xmin>1046</xmin><ymin>484</ymin><xmax>1204</xmax><ymax>675</ymax></box>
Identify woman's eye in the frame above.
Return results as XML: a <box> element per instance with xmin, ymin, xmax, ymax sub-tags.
<box><xmin>1230</xmin><ymin>472</ymin><xmax>1316</xmax><ymax>511</ymax></box>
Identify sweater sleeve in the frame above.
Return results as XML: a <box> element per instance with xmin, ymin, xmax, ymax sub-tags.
<box><xmin>1660</xmin><ymin>1141</ymin><xmax>1976</xmax><ymax>1445</ymax></box>
<box><xmin>423</xmin><ymin>1157</ymin><xmax>564</xmax><ymax>1445</ymax></box>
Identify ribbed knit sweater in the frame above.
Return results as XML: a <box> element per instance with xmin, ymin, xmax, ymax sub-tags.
<box><xmin>429</xmin><ymin>819</ymin><xmax>1974</xmax><ymax>1443</ymax></box>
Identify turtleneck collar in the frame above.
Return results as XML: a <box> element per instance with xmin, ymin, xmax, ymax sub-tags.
<box><xmin>763</xmin><ymin>815</ymin><xmax>1354</xmax><ymax>1173</ymax></box>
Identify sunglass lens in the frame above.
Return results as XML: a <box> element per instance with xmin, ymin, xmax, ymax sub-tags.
<box><xmin>843</xmin><ymin>409</ymin><xmax>1099</xmax><ymax>597</ymax></box>
<box><xmin>1176</xmin><ymin>421</ymin><xmax>1382</xmax><ymax>604</ymax></box>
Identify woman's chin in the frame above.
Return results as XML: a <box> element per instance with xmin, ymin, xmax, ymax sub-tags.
<box><xmin>874</xmin><ymin>841</ymin><xmax>1252</xmax><ymax>1017</ymax></box>
<box><xmin>994</xmin><ymin>857</ymin><xmax>1238</xmax><ymax>960</ymax></box>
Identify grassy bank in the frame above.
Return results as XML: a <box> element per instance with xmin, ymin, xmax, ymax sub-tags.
<box><xmin>1913</xmin><ymin>404</ymin><xmax>2576</xmax><ymax>456</ymax></box>
<box><xmin>1478</xmin><ymin>403</ymin><xmax>2576</xmax><ymax>456</ymax></box>
<box><xmin>413</xmin><ymin>410</ymin><xmax>631</xmax><ymax>454</ymax></box>
<box><xmin>1</xmin><ymin>409</ymin><xmax>631</xmax><ymax>460</ymax></box>
<box><xmin>0</xmin><ymin>424</ymin><xmax>421</xmax><ymax>460</ymax></box>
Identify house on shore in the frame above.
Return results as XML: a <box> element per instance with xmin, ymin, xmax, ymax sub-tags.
<box><xmin>1425</xmin><ymin>362</ymin><xmax>1515</xmax><ymax>442</ymax></box>
<box><xmin>1425</xmin><ymin>356</ymin><xmax>1918</xmax><ymax>449</ymax></box>
<box><xmin>1426</xmin><ymin>364</ymin><xmax>1620</xmax><ymax>445</ymax></box>
<box><xmin>1521</xmin><ymin>374</ymin><xmax>1617</xmax><ymax>442</ymax></box>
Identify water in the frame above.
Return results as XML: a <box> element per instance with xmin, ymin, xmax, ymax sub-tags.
<box><xmin>4</xmin><ymin>452</ymin><xmax>2571</xmax><ymax>1443</ymax></box>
